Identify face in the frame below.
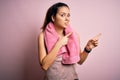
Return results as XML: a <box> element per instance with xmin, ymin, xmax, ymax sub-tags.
<box><xmin>53</xmin><ymin>6</ymin><xmax>70</xmax><ymax>29</ymax></box>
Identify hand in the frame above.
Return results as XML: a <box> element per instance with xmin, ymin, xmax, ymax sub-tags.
<box><xmin>85</xmin><ymin>33</ymin><xmax>101</xmax><ymax>50</ymax></box>
<box><xmin>57</xmin><ymin>32</ymin><xmax>73</xmax><ymax>47</ymax></box>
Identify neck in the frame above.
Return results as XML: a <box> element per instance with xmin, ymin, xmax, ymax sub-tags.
<box><xmin>54</xmin><ymin>25</ymin><xmax>64</xmax><ymax>37</ymax></box>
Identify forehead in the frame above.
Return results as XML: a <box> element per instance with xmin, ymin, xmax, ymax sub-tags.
<box><xmin>57</xmin><ymin>6</ymin><xmax>70</xmax><ymax>13</ymax></box>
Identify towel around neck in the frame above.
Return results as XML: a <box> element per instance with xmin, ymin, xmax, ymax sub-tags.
<box><xmin>44</xmin><ymin>22</ymin><xmax>80</xmax><ymax>64</ymax></box>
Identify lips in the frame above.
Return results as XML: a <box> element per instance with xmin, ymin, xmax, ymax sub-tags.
<box><xmin>65</xmin><ymin>22</ymin><xmax>69</xmax><ymax>26</ymax></box>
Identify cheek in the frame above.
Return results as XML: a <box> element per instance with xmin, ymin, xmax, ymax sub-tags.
<box><xmin>56</xmin><ymin>15</ymin><xmax>65</xmax><ymax>21</ymax></box>
<box><xmin>55</xmin><ymin>18</ymin><xmax>64</xmax><ymax>24</ymax></box>
<box><xmin>56</xmin><ymin>17</ymin><xmax>64</xmax><ymax>22</ymax></box>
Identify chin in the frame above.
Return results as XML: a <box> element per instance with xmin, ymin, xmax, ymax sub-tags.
<box><xmin>63</xmin><ymin>24</ymin><xmax>68</xmax><ymax>28</ymax></box>
<box><xmin>59</xmin><ymin>24</ymin><xmax>68</xmax><ymax>29</ymax></box>
<box><xmin>65</xmin><ymin>24</ymin><xmax>69</xmax><ymax>28</ymax></box>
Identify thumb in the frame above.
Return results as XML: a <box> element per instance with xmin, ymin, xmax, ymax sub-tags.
<box><xmin>65</xmin><ymin>32</ymin><xmax>73</xmax><ymax>37</ymax></box>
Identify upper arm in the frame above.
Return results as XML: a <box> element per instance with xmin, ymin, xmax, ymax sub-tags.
<box><xmin>38</xmin><ymin>32</ymin><xmax>47</xmax><ymax>65</ymax></box>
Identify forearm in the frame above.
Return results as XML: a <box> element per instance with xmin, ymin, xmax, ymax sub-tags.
<box><xmin>78</xmin><ymin>50</ymin><xmax>89</xmax><ymax>65</ymax></box>
<box><xmin>41</xmin><ymin>42</ymin><xmax>61</xmax><ymax>70</ymax></box>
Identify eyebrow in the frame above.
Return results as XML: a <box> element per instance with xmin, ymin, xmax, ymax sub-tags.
<box><xmin>59</xmin><ymin>12</ymin><xmax>70</xmax><ymax>14</ymax></box>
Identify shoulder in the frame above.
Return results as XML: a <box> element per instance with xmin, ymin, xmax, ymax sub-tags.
<box><xmin>39</xmin><ymin>31</ymin><xmax>44</xmax><ymax>38</ymax></box>
<box><xmin>38</xmin><ymin>31</ymin><xmax>44</xmax><ymax>41</ymax></box>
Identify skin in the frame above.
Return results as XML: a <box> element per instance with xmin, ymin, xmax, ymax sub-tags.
<box><xmin>52</xmin><ymin>6</ymin><xmax>70</xmax><ymax>37</ymax></box>
<box><xmin>38</xmin><ymin>6</ymin><xmax>101</xmax><ymax>70</ymax></box>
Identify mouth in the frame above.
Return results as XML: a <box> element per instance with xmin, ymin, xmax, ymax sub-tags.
<box><xmin>65</xmin><ymin>23</ymin><xmax>69</xmax><ymax>26</ymax></box>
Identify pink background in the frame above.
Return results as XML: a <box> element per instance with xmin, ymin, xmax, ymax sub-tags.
<box><xmin>0</xmin><ymin>0</ymin><xmax>120</xmax><ymax>80</ymax></box>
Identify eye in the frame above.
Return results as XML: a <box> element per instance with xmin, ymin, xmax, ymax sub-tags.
<box><xmin>61</xmin><ymin>14</ymin><xmax>65</xmax><ymax>17</ymax></box>
<box><xmin>67</xmin><ymin>14</ymin><xmax>70</xmax><ymax>17</ymax></box>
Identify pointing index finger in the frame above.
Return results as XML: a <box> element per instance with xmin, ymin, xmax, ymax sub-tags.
<box><xmin>65</xmin><ymin>32</ymin><xmax>73</xmax><ymax>37</ymax></box>
<box><xmin>92</xmin><ymin>33</ymin><xmax>102</xmax><ymax>40</ymax></box>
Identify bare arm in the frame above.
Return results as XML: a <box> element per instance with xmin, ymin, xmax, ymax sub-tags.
<box><xmin>77</xmin><ymin>33</ymin><xmax>101</xmax><ymax>65</ymax></box>
<box><xmin>38</xmin><ymin>32</ymin><xmax>61</xmax><ymax>70</ymax></box>
<box><xmin>38</xmin><ymin>32</ymin><xmax>72</xmax><ymax>70</ymax></box>
<box><xmin>78</xmin><ymin>50</ymin><xmax>89</xmax><ymax>65</ymax></box>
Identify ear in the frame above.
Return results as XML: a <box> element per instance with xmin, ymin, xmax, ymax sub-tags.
<box><xmin>51</xmin><ymin>16</ymin><xmax>55</xmax><ymax>22</ymax></box>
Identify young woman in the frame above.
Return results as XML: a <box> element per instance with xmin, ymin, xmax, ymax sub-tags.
<box><xmin>38</xmin><ymin>2</ymin><xmax>101</xmax><ymax>80</ymax></box>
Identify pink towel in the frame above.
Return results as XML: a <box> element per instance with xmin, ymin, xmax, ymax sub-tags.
<box><xmin>44</xmin><ymin>22</ymin><xmax>80</xmax><ymax>64</ymax></box>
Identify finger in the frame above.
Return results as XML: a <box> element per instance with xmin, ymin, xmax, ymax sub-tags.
<box><xmin>94</xmin><ymin>41</ymin><xmax>98</xmax><ymax>44</ymax></box>
<box><xmin>93</xmin><ymin>40</ymin><xmax>99</xmax><ymax>45</ymax></box>
<box><xmin>92</xmin><ymin>33</ymin><xmax>102</xmax><ymax>40</ymax></box>
<box><xmin>92</xmin><ymin>40</ymin><xmax>98</xmax><ymax>43</ymax></box>
<box><xmin>93</xmin><ymin>42</ymin><xmax>98</xmax><ymax>47</ymax></box>
<box><xmin>65</xmin><ymin>32</ymin><xmax>73</xmax><ymax>37</ymax></box>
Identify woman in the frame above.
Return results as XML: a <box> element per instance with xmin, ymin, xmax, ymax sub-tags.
<box><xmin>38</xmin><ymin>2</ymin><xmax>101</xmax><ymax>80</ymax></box>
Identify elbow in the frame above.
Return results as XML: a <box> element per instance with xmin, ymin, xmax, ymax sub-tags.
<box><xmin>40</xmin><ymin>64</ymin><xmax>48</xmax><ymax>70</ymax></box>
<box><xmin>40</xmin><ymin>61</ymin><xmax>49</xmax><ymax>70</ymax></box>
<box><xmin>41</xmin><ymin>65</ymin><xmax>49</xmax><ymax>70</ymax></box>
<box><xmin>39</xmin><ymin>59</ymin><xmax>49</xmax><ymax>70</ymax></box>
<box><xmin>77</xmin><ymin>60</ymin><xmax>84</xmax><ymax>65</ymax></box>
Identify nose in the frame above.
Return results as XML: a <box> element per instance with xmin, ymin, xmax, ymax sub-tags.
<box><xmin>65</xmin><ymin>16</ymin><xmax>70</xmax><ymax>22</ymax></box>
